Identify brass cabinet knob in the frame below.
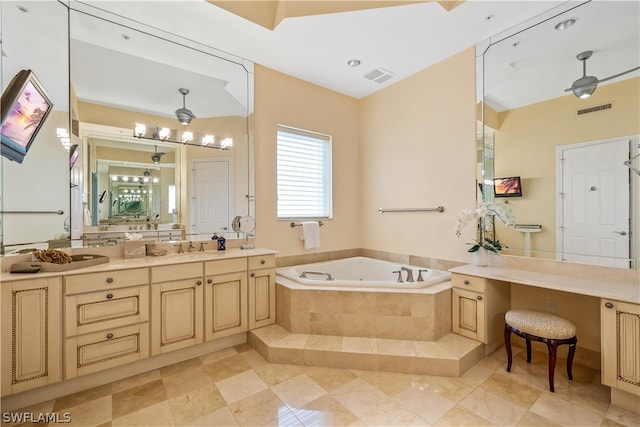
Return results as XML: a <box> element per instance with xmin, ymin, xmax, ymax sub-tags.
<box><xmin>250</xmin><ymin>273</ymin><xmax>255</xmax><ymax>278</ymax></box>
<box><xmin>464</xmin><ymin>280</ymin><xmax>470</xmax><ymax>285</ymax></box>
<box><xmin>106</xmin><ymin>333</ymin><xmax>114</xmax><ymax>339</ymax></box>
<box><xmin>106</xmin><ymin>277</ymin><xmax>114</xmax><ymax>284</ymax></box>
<box><xmin>260</xmin><ymin>259</ymin><xmax>266</xmax><ymax>265</ymax></box>
<box><xmin>207</xmin><ymin>278</ymin><xmax>213</xmax><ymax>284</ymax></box>
<box><xmin>106</xmin><ymin>293</ymin><xmax>113</xmax><ymax>299</ymax></box>
<box><xmin>196</xmin><ymin>280</ymin><xmax>202</xmax><ymax>286</ymax></box>
<box><xmin>477</xmin><ymin>295</ymin><xmax>483</xmax><ymax>301</ymax></box>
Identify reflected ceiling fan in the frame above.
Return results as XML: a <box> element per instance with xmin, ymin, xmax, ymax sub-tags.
<box><xmin>565</xmin><ymin>50</ymin><xmax>640</xmax><ymax>99</ymax></box>
<box><xmin>151</xmin><ymin>145</ymin><xmax>165</xmax><ymax>164</ymax></box>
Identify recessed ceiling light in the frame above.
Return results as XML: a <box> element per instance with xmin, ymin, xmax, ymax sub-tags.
<box><xmin>554</xmin><ymin>18</ymin><xmax>577</xmax><ymax>31</ymax></box>
<box><xmin>347</xmin><ymin>58</ymin><xmax>361</xmax><ymax>67</ymax></box>
<box><xmin>17</xmin><ymin>5</ymin><xmax>28</xmax><ymax>13</ymax></box>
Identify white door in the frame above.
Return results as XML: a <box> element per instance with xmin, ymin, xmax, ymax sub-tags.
<box><xmin>191</xmin><ymin>160</ymin><xmax>230</xmax><ymax>239</ymax></box>
<box><xmin>559</xmin><ymin>138</ymin><xmax>630</xmax><ymax>267</ymax></box>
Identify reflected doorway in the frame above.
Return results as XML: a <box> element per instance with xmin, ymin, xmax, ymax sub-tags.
<box><xmin>190</xmin><ymin>159</ymin><xmax>231</xmax><ymax>239</ymax></box>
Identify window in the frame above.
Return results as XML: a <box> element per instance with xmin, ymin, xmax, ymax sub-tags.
<box><xmin>277</xmin><ymin>125</ymin><xmax>332</xmax><ymax>219</ymax></box>
<box><xmin>168</xmin><ymin>185</ymin><xmax>176</xmax><ymax>214</ymax></box>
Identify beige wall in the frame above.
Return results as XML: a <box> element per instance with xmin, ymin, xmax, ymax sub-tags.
<box><xmin>253</xmin><ymin>65</ymin><xmax>361</xmax><ymax>256</ymax></box>
<box><xmin>493</xmin><ymin>78</ymin><xmax>640</xmax><ymax>255</ymax></box>
<box><xmin>358</xmin><ymin>48</ymin><xmax>478</xmax><ymax>262</ymax></box>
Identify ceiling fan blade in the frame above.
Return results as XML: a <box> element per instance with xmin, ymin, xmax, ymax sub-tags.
<box><xmin>596</xmin><ymin>66</ymin><xmax>640</xmax><ymax>84</ymax></box>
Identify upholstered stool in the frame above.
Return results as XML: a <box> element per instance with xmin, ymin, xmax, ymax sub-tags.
<box><xmin>504</xmin><ymin>309</ymin><xmax>577</xmax><ymax>392</ymax></box>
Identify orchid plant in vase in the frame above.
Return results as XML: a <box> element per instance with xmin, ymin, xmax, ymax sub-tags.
<box><xmin>455</xmin><ymin>202</ymin><xmax>515</xmax><ymax>254</ymax></box>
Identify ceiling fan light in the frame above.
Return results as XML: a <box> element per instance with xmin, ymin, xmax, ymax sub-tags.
<box><xmin>571</xmin><ymin>75</ymin><xmax>598</xmax><ymax>98</ymax></box>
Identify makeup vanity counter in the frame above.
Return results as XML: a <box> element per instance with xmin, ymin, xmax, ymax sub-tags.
<box><xmin>0</xmin><ymin>247</ymin><xmax>277</xmax><ymax>407</ymax></box>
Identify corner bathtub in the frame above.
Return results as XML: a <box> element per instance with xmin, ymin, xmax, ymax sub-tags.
<box><xmin>276</xmin><ymin>256</ymin><xmax>451</xmax><ymax>289</ymax></box>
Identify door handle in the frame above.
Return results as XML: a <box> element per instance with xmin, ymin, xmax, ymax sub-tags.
<box><xmin>613</xmin><ymin>231</ymin><xmax>628</xmax><ymax>236</ymax></box>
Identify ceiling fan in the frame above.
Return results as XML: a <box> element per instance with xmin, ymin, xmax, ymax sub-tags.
<box><xmin>565</xmin><ymin>50</ymin><xmax>640</xmax><ymax>99</ymax></box>
<box><xmin>151</xmin><ymin>146</ymin><xmax>165</xmax><ymax>164</ymax></box>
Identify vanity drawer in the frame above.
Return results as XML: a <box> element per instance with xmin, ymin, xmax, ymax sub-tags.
<box><xmin>205</xmin><ymin>258</ymin><xmax>247</xmax><ymax>276</ymax></box>
<box><xmin>64</xmin><ymin>268</ymin><xmax>149</xmax><ymax>295</ymax></box>
<box><xmin>65</xmin><ymin>323</ymin><xmax>149</xmax><ymax>379</ymax></box>
<box><xmin>151</xmin><ymin>262</ymin><xmax>202</xmax><ymax>283</ymax></box>
<box><xmin>452</xmin><ymin>274</ymin><xmax>487</xmax><ymax>293</ymax></box>
<box><xmin>65</xmin><ymin>285</ymin><xmax>149</xmax><ymax>337</ymax></box>
<box><xmin>248</xmin><ymin>255</ymin><xmax>276</xmax><ymax>270</ymax></box>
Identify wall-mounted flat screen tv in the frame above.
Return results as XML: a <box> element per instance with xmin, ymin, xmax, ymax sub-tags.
<box><xmin>1</xmin><ymin>69</ymin><xmax>54</xmax><ymax>164</ymax></box>
<box><xmin>493</xmin><ymin>176</ymin><xmax>522</xmax><ymax>198</ymax></box>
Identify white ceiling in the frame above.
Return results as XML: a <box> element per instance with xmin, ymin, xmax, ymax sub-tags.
<box><xmin>3</xmin><ymin>1</ymin><xmax>638</xmax><ymax>118</ymax></box>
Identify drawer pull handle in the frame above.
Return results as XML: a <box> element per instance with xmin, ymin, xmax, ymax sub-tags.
<box><xmin>261</xmin><ymin>259</ymin><xmax>266</xmax><ymax>265</ymax></box>
<box><xmin>106</xmin><ymin>277</ymin><xmax>114</xmax><ymax>284</ymax></box>
<box><xmin>464</xmin><ymin>280</ymin><xmax>470</xmax><ymax>285</ymax></box>
<box><xmin>106</xmin><ymin>333</ymin><xmax>114</xmax><ymax>339</ymax></box>
<box><xmin>477</xmin><ymin>295</ymin><xmax>483</xmax><ymax>301</ymax></box>
<box><xmin>106</xmin><ymin>293</ymin><xmax>113</xmax><ymax>299</ymax></box>
<box><xmin>250</xmin><ymin>273</ymin><xmax>255</xmax><ymax>278</ymax></box>
<box><xmin>604</xmin><ymin>302</ymin><xmax>614</xmax><ymax>309</ymax></box>
<box><xmin>207</xmin><ymin>279</ymin><xmax>213</xmax><ymax>284</ymax></box>
<box><xmin>196</xmin><ymin>280</ymin><xmax>202</xmax><ymax>286</ymax></box>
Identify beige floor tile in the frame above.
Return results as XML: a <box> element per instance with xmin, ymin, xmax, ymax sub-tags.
<box><xmin>112</xmin><ymin>400</ymin><xmax>175</xmax><ymax>426</ymax></box>
<box><xmin>361</xmin><ymin>399</ymin><xmax>429</xmax><ymax>426</ymax></box>
<box><xmin>215</xmin><ymin>369</ymin><xmax>269</xmax><ymax>404</ymax></box>
<box><xmin>416</xmin><ymin>375</ymin><xmax>475</xmax><ymax>402</ymax></box>
<box><xmin>458</xmin><ymin>387</ymin><xmax>527</xmax><ymax>426</ymax></box>
<box><xmin>167</xmin><ymin>383</ymin><xmax>226</xmax><ymax>426</ymax></box>
<box><xmin>1</xmin><ymin>399</ymin><xmax>56</xmax><ymax>427</ymax></box>
<box><xmin>251</xmin><ymin>324</ymin><xmax>290</xmax><ymax>344</ymax></box>
<box><xmin>480</xmin><ymin>372</ymin><xmax>542</xmax><ymax>407</ymax></box>
<box><xmin>253</xmin><ymin>363</ymin><xmax>304</xmax><ymax>386</ymax></box>
<box><xmin>305</xmin><ymin>334</ymin><xmax>342</xmax><ymax>351</ymax></box>
<box><xmin>604</xmin><ymin>404</ymin><xmax>640</xmax><ymax>427</ymax></box>
<box><xmin>159</xmin><ymin>357</ymin><xmax>203</xmax><ymax>378</ymax></box>
<box><xmin>233</xmin><ymin>342</ymin><xmax>252</xmax><ymax>353</ymax></box>
<box><xmin>341</xmin><ymin>336</ymin><xmax>377</xmax><ymax>354</ymax></box>
<box><xmin>204</xmin><ymin>353</ymin><xmax>252</xmax><ymax>382</ymax></box>
<box><xmin>291</xmin><ymin>395</ymin><xmax>359</xmax><ymax>427</ymax></box>
<box><xmin>271</xmin><ymin>374</ymin><xmax>327</xmax><ymax>409</ymax></box>
<box><xmin>516</xmin><ymin>410</ymin><xmax>562</xmax><ymax>426</ymax></box>
<box><xmin>111</xmin><ymin>369</ymin><xmax>161</xmax><ymax>394</ymax></box>
<box><xmin>329</xmin><ymin>378</ymin><xmax>389</xmax><ymax>418</ymax></box>
<box><xmin>601</xmin><ymin>418</ymin><xmax>628</xmax><ymax>427</ymax></box>
<box><xmin>432</xmin><ymin>405</ymin><xmax>494</xmax><ymax>426</ymax></box>
<box><xmin>53</xmin><ymin>383</ymin><xmax>112</xmax><ymax>412</ymax></box>
<box><xmin>530</xmin><ymin>392</ymin><xmax>605</xmax><ymax>426</ymax></box>
<box><xmin>239</xmin><ymin>348</ymin><xmax>269</xmax><ymax>368</ymax></box>
<box><xmin>262</xmin><ymin>409</ymin><xmax>303</xmax><ymax>426</ymax></box>
<box><xmin>162</xmin><ymin>364</ymin><xmax>215</xmax><ymax>398</ymax></box>
<box><xmin>460</xmin><ymin>363</ymin><xmax>495</xmax><ymax>386</ymax></box>
<box><xmin>303</xmin><ymin>366</ymin><xmax>359</xmax><ymax>391</ymax></box>
<box><xmin>65</xmin><ymin>395</ymin><xmax>112</xmax><ymax>427</ymax></box>
<box><xmin>228</xmin><ymin>389</ymin><xmax>289</xmax><ymax>426</ymax></box>
<box><xmin>199</xmin><ymin>347</ymin><xmax>239</xmax><ymax>365</ymax></box>
<box><xmin>392</xmin><ymin>381</ymin><xmax>456</xmax><ymax>424</ymax></box>
<box><xmin>357</xmin><ymin>370</ymin><xmax>417</xmax><ymax>397</ymax></box>
<box><xmin>185</xmin><ymin>406</ymin><xmax>239</xmax><ymax>427</ymax></box>
<box><xmin>112</xmin><ymin>379</ymin><xmax>168</xmax><ymax>419</ymax></box>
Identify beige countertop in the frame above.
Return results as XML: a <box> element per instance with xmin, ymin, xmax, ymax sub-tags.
<box><xmin>1</xmin><ymin>247</ymin><xmax>277</xmax><ymax>281</ymax></box>
<box><xmin>450</xmin><ymin>264</ymin><xmax>640</xmax><ymax>304</ymax></box>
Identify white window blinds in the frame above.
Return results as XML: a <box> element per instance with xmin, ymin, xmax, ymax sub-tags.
<box><xmin>277</xmin><ymin>125</ymin><xmax>332</xmax><ymax>219</ymax></box>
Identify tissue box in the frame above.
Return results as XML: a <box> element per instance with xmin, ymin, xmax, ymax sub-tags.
<box><xmin>124</xmin><ymin>240</ymin><xmax>148</xmax><ymax>259</ymax></box>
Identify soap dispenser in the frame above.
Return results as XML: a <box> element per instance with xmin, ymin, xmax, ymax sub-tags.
<box><xmin>217</xmin><ymin>235</ymin><xmax>226</xmax><ymax>251</ymax></box>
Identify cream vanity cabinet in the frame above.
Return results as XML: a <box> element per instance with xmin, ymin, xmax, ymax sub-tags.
<box><xmin>203</xmin><ymin>258</ymin><xmax>248</xmax><ymax>341</ymax></box>
<box><xmin>601</xmin><ymin>299</ymin><xmax>640</xmax><ymax>396</ymax></box>
<box><xmin>451</xmin><ymin>273</ymin><xmax>510</xmax><ymax>353</ymax></box>
<box><xmin>248</xmin><ymin>255</ymin><xmax>276</xmax><ymax>329</ymax></box>
<box><xmin>63</xmin><ymin>268</ymin><xmax>150</xmax><ymax>379</ymax></box>
<box><xmin>151</xmin><ymin>262</ymin><xmax>203</xmax><ymax>355</ymax></box>
<box><xmin>1</xmin><ymin>277</ymin><xmax>62</xmax><ymax>396</ymax></box>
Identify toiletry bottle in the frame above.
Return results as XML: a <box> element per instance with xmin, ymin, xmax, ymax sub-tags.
<box><xmin>217</xmin><ymin>236</ymin><xmax>226</xmax><ymax>251</ymax></box>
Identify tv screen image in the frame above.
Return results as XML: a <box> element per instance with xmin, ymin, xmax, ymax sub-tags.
<box><xmin>0</xmin><ymin>69</ymin><xmax>54</xmax><ymax>163</ymax></box>
<box><xmin>494</xmin><ymin>176</ymin><xmax>522</xmax><ymax>197</ymax></box>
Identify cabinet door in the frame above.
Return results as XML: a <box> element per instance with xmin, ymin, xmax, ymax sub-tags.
<box><xmin>204</xmin><ymin>272</ymin><xmax>247</xmax><ymax>341</ymax></box>
<box><xmin>248</xmin><ymin>268</ymin><xmax>276</xmax><ymax>329</ymax></box>
<box><xmin>1</xmin><ymin>278</ymin><xmax>62</xmax><ymax>396</ymax></box>
<box><xmin>452</xmin><ymin>287</ymin><xmax>486</xmax><ymax>343</ymax></box>
<box><xmin>151</xmin><ymin>278</ymin><xmax>203</xmax><ymax>355</ymax></box>
<box><xmin>601</xmin><ymin>299</ymin><xmax>640</xmax><ymax>396</ymax></box>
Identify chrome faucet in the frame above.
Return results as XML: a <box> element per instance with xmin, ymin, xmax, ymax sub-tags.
<box><xmin>392</xmin><ymin>270</ymin><xmax>404</xmax><ymax>283</ymax></box>
<box><xmin>401</xmin><ymin>267</ymin><xmax>414</xmax><ymax>282</ymax></box>
<box><xmin>417</xmin><ymin>269</ymin><xmax>429</xmax><ymax>282</ymax></box>
<box><xmin>188</xmin><ymin>241</ymin><xmax>196</xmax><ymax>252</ymax></box>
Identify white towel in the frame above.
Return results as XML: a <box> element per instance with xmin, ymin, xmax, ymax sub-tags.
<box><xmin>83</xmin><ymin>207</ymin><xmax>92</xmax><ymax>226</ymax></box>
<box><xmin>299</xmin><ymin>221</ymin><xmax>320</xmax><ymax>250</ymax></box>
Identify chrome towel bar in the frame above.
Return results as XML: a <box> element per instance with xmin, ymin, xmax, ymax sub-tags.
<box><xmin>378</xmin><ymin>207</ymin><xmax>444</xmax><ymax>214</ymax></box>
<box><xmin>1</xmin><ymin>210</ymin><xmax>65</xmax><ymax>215</ymax></box>
<box><xmin>290</xmin><ymin>221</ymin><xmax>324</xmax><ymax>227</ymax></box>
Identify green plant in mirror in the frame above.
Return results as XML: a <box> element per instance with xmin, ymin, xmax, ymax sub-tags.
<box><xmin>455</xmin><ymin>202</ymin><xmax>515</xmax><ymax>253</ymax></box>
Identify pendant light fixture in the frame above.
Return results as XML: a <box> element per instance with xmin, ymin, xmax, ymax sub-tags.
<box><xmin>175</xmin><ymin>88</ymin><xmax>196</xmax><ymax>125</ymax></box>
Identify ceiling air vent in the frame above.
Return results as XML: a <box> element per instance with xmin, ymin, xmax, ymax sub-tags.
<box><xmin>577</xmin><ymin>102</ymin><xmax>613</xmax><ymax>116</ymax></box>
<box><xmin>364</xmin><ymin>68</ymin><xmax>395</xmax><ymax>84</ymax></box>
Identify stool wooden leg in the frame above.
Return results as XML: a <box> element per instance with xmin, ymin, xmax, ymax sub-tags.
<box><xmin>526</xmin><ymin>339</ymin><xmax>532</xmax><ymax>363</ymax></box>
<box><xmin>504</xmin><ymin>324</ymin><xmax>513</xmax><ymax>373</ymax></box>
<box><xmin>546</xmin><ymin>340</ymin><xmax>558</xmax><ymax>392</ymax></box>
<box><xmin>566</xmin><ymin>339</ymin><xmax>577</xmax><ymax>381</ymax></box>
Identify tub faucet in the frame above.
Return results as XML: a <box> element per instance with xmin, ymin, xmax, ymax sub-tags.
<box><xmin>401</xmin><ymin>267</ymin><xmax>414</xmax><ymax>282</ymax></box>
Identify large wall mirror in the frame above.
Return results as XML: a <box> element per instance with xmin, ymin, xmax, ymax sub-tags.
<box><xmin>1</xmin><ymin>1</ymin><xmax>254</xmax><ymax>254</ymax></box>
<box><xmin>1</xmin><ymin>1</ymin><xmax>70</xmax><ymax>254</ymax></box>
<box><xmin>479</xmin><ymin>1</ymin><xmax>639</xmax><ymax>269</ymax></box>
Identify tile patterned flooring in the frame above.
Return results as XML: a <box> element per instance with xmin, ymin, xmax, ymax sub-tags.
<box><xmin>3</xmin><ymin>342</ymin><xmax>639</xmax><ymax>427</ymax></box>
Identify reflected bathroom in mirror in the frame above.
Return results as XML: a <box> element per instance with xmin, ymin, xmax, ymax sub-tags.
<box><xmin>478</xmin><ymin>1</ymin><xmax>639</xmax><ymax>268</ymax></box>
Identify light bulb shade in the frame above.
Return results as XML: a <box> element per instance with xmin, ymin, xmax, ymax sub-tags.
<box><xmin>151</xmin><ymin>153</ymin><xmax>162</xmax><ymax>163</ymax></box>
<box><xmin>201</xmin><ymin>134</ymin><xmax>214</xmax><ymax>146</ymax></box>
<box><xmin>134</xmin><ymin>123</ymin><xmax>146</xmax><ymax>137</ymax></box>
<box><xmin>143</xmin><ymin>170</ymin><xmax>151</xmax><ymax>177</ymax></box>
<box><xmin>571</xmin><ymin>75</ymin><xmax>598</xmax><ymax>98</ymax></box>
<box><xmin>175</xmin><ymin>107</ymin><xmax>196</xmax><ymax>125</ymax></box>
<box><xmin>159</xmin><ymin>127</ymin><xmax>171</xmax><ymax>140</ymax></box>
<box><xmin>220</xmin><ymin>138</ymin><xmax>233</xmax><ymax>149</ymax></box>
<box><xmin>181</xmin><ymin>131</ymin><xmax>193</xmax><ymax>143</ymax></box>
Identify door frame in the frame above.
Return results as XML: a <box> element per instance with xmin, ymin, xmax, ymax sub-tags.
<box><xmin>555</xmin><ymin>135</ymin><xmax>638</xmax><ymax>266</ymax></box>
